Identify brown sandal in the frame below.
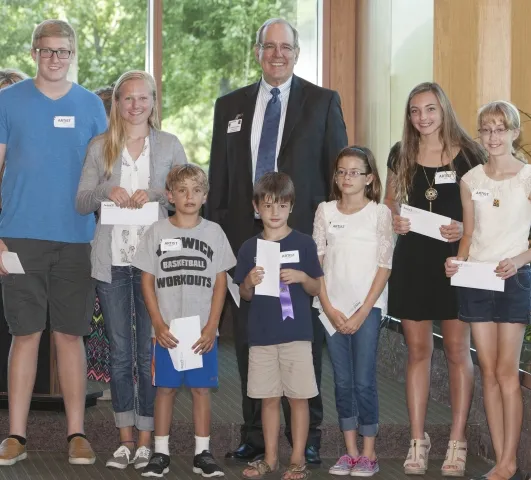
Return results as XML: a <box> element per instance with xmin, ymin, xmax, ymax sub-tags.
<box><xmin>242</xmin><ymin>460</ymin><xmax>277</xmax><ymax>479</ymax></box>
<box><xmin>403</xmin><ymin>432</ymin><xmax>431</xmax><ymax>475</ymax></box>
<box><xmin>282</xmin><ymin>464</ymin><xmax>311</xmax><ymax>480</ymax></box>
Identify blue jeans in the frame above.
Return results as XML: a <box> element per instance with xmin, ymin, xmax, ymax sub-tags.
<box><xmin>97</xmin><ymin>266</ymin><xmax>155</xmax><ymax>431</ymax></box>
<box><xmin>326</xmin><ymin>307</ymin><xmax>381</xmax><ymax>436</ymax></box>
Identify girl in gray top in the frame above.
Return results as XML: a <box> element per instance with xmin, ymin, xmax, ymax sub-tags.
<box><xmin>76</xmin><ymin>70</ymin><xmax>187</xmax><ymax>471</ymax></box>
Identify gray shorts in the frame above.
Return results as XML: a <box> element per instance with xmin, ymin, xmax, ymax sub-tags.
<box><xmin>1</xmin><ymin>238</ymin><xmax>95</xmax><ymax>337</ymax></box>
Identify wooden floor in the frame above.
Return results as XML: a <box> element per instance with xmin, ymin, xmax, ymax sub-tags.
<box><xmin>0</xmin><ymin>454</ymin><xmax>494</xmax><ymax>480</ymax></box>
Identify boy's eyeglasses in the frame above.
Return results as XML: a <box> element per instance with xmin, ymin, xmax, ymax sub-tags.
<box><xmin>35</xmin><ymin>48</ymin><xmax>72</xmax><ymax>59</ymax></box>
<box><xmin>335</xmin><ymin>169</ymin><xmax>368</xmax><ymax>178</ymax></box>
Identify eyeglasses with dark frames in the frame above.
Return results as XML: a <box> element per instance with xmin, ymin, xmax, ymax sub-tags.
<box><xmin>35</xmin><ymin>48</ymin><xmax>72</xmax><ymax>59</ymax></box>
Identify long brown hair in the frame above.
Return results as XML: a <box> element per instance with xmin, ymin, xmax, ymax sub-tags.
<box><xmin>102</xmin><ymin>70</ymin><xmax>160</xmax><ymax>178</ymax></box>
<box><xmin>392</xmin><ymin>82</ymin><xmax>486</xmax><ymax>203</ymax></box>
<box><xmin>331</xmin><ymin>146</ymin><xmax>382</xmax><ymax>203</ymax></box>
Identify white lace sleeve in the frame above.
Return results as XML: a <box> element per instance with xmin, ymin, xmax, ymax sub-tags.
<box><xmin>376</xmin><ymin>204</ymin><xmax>394</xmax><ymax>269</ymax></box>
<box><xmin>521</xmin><ymin>165</ymin><xmax>531</xmax><ymax>198</ymax></box>
<box><xmin>312</xmin><ymin>202</ymin><xmax>327</xmax><ymax>256</ymax></box>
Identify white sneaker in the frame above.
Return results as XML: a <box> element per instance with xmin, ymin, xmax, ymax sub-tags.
<box><xmin>106</xmin><ymin>445</ymin><xmax>132</xmax><ymax>469</ymax></box>
<box><xmin>134</xmin><ymin>446</ymin><xmax>152</xmax><ymax>470</ymax></box>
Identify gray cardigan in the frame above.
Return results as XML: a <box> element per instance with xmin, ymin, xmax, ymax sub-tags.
<box><xmin>76</xmin><ymin>128</ymin><xmax>187</xmax><ymax>283</ymax></box>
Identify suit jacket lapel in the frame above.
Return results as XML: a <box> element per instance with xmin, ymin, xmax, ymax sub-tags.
<box><xmin>242</xmin><ymin>81</ymin><xmax>260</xmax><ymax>177</ymax></box>
<box><xmin>278</xmin><ymin>75</ymin><xmax>306</xmax><ymax>170</ymax></box>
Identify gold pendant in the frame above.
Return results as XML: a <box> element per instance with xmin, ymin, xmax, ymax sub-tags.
<box><xmin>425</xmin><ymin>187</ymin><xmax>438</xmax><ymax>201</ymax></box>
<box><xmin>493</xmin><ymin>198</ymin><xmax>500</xmax><ymax>207</ymax></box>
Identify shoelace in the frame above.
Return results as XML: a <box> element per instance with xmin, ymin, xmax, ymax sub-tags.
<box><xmin>113</xmin><ymin>445</ymin><xmax>131</xmax><ymax>459</ymax></box>
<box><xmin>135</xmin><ymin>446</ymin><xmax>151</xmax><ymax>460</ymax></box>
<box><xmin>357</xmin><ymin>457</ymin><xmax>376</xmax><ymax>469</ymax></box>
<box><xmin>336</xmin><ymin>455</ymin><xmax>356</xmax><ymax>467</ymax></box>
<box><xmin>199</xmin><ymin>452</ymin><xmax>217</xmax><ymax>465</ymax></box>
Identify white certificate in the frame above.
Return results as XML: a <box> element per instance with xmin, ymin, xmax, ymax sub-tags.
<box><xmin>227</xmin><ymin>273</ymin><xmax>240</xmax><ymax>308</ymax></box>
<box><xmin>100</xmin><ymin>201</ymin><xmax>159</xmax><ymax>226</ymax></box>
<box><xmin>2</xmin><ymin>252</ymin><xmax>25</xmax><ymax>274</ymax></box>
<box><xmin>255</xmin><ymin>239</ymin><xmax>280</xmax><ymax>297</ymax></box>
<box><xmin>318</xmin><ymin>300</ymin><xmax>363</xmax><ymax>337</ymax></box>
<box><xmin>400</xmin><ymin>204</ymin><xmax>451</xmax><ymax>242</ymax></box>
<box><xmin>450</xmin><ymin>260</ymin><xmax>505</xmax><ymax>292</ymax></box>
<box><xmin>168</xmin><ymin>316</ymin><xmax>203</xmax><ymax>371</ymax></box>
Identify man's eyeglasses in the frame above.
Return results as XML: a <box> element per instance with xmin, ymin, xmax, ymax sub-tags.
<box><xmin>335</xmin><ymin>169</ymin><xmax>368</xmax><ymax>178</ymax></box>
<box><xmin>258</xmin><ymin>43</ymin><xmax>296</xmax><ymax>54</ymax></box>
<box><xmin>478</xmin><ymin>127</ymin><xmax>510</xmax><ymax>137</ymax></box>
<box><xmin>35</xmin><ymin>48</ymin><xmax>72</xmax><ymax>59</ymax></box>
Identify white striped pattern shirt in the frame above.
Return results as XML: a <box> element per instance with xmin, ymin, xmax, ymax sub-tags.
<box><xmin>250</xmin><ymin>76</ymin><xmax>292</xmax><ymax>182</ymax></box>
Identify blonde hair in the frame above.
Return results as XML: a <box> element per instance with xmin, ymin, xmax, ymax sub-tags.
<box><xmin>392</xmin><ymin>82</ymin><xmax>486</xmax><ymax>203</ymax></box>
<box><xmin>0</xmin><ymin>69</ymin><xmax>28</xmax><ymax>89</ymax></box>
<box><xmin>477</xmin><ymin>100</ymin><xmax>524</xmax><ymax>161</ymax></box>
<box><xmin>166</xmin><ymin>164</ymin><xmax>208</xmax><ymax>193</ymax></box>
<box><xmin>102</xmin><ymin>71</ymin><xmax>160</xmax><ymax>178</ymax></box>
<box><xmin>32</xmin><ymin>19</ymin><xmax>76</xmax><ymax>52</ymax></box>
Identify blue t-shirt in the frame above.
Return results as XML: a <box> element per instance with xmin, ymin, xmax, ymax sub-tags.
<box><xmin>234</xmin><ymin>229</ymin><xmax>324</xmax><ymax>347</ymax></box>
<box><xmin>0</xmin><ymin>79</ymin><xmax>107</xmax><ymax>243</ymax></box>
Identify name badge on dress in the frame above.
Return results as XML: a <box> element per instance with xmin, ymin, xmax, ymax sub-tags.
<box><xmin>435</xmin><ymin>171</ymin><xmax>456</xmax><ymax>184</ymax></box>
<box><xmin>54</xmin><ymin>116</ymin><xmax>75</xmax><ymax>128</ymax></box>
<box><xmin>472</xmin><ymin>189</ymin><xmax>492</xmax><ymax>202</ymax></box>
<box><xmin>328</xmin><ymin>222</ymin><xmax>347</xmax><ymax>233</ymax></box>
<box><xmin>161</xmin><ymin>239</ymin><xmax>182</xmax><ymax>252</ymax></box>
<box><xmin>227</xmin><ymin>119</ymin><xmax>242</xmax><ymax>133</ymax></box>
<box><xmin>281</xmin><ymin>250</ymin><xmax>300</xmax><ymax>263</ymax></box>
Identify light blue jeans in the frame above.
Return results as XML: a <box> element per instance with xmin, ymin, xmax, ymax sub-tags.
<box><xmin>97</xmin><ymin>266</ymin><xmax>155</xmax><ymax>431</ymax></box>
<box><xmin>325</xmin><ymin>307</ymin><xmax>381</xmax><ymax>436</ymax></box>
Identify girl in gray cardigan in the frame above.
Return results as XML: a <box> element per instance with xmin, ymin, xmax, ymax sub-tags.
<box><xmin>76</xmin><ymin>70</ymin><xmax>187</xmax><ymax>471</ymax></box>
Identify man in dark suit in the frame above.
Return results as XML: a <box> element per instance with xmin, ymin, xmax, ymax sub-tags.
<box><xmin>206</xmin><ymin>18</ymin><xmax>348</xmax><ymax>465</ymax></box>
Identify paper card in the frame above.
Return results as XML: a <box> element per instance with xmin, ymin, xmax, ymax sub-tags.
<box><xmin>328</xmin><ymin>222</ymin><xmax>347</xmax><ymax>233</ymax></box>
<box><xmin>2</xmin><ymin>252</ymin><xmax>24</xmax><ymax>274</ymax></box>
<box><xmin>100</xmin><ymin>201</ymin><xmax>159</xmax><ymax>226</ymax></box>
<box><xmin>281</xmin><ymin>250</ymin><xmax>299</xmax><ymax>264</ymax></box>
<box><xmin>435</xmin><ymin>171</ymin><xmax>457</xmax><ymax>184</ymax></box>
<box><xmin>450</xmin><ymin>260</ymin><xmax>505</xmax><ymax>292</ymax></box>
<box><xmin>54</xmin><ymin>116</ymin><xmax>75</xmax><ymax>128</ymax></box>
<box><xmin>255</xmin><ymin>239</ymin><xmax>280</xmax><ymax>297</ymax></box>
<box><xmin>400</xmin><ymin>204</ymin><xmax>451</xmax><ymax>242</ymax></box>
<box><xmin>227</xmin><ymin>273</ymin><xmax>240</xmax><ymax>308</ymax></box>
<box><xmin>161</xmin><ymin>238</ymin><xmax>182</xmax><ymax>252</ymax></box>
<box><xmin>472</xmin><ymin>189</ymin><xmax>492</xmax><ymax>202</ymax></box>
<box><xmin>168</xmin><ymin>316</ymin><xmax>203</xmax><ymax>371</ymax></box>
<box><xmin>227</xmin><ymin>119</ymin><xmax>242</xmax><ymax>133</ymax></box>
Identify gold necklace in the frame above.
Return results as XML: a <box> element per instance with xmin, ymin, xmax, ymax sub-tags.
<box><xmin>422</xmin><ymin>166</ymin><xmax>440</xmax><ymax>212</ymax></box>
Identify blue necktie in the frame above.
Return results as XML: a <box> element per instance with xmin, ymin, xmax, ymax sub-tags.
<box><xmin>255</xmin><ymin>87</ymin><xmax>281</xmax><ymax>183</ymax></box>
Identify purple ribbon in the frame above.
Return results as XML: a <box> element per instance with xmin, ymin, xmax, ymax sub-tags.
<box><xmin>279</xmin><ymin>281</ymin><xmax>294</xmax><ymax>321</ymax></box>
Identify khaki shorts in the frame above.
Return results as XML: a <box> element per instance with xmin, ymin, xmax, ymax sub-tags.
<box><xmin>247</xmin><ymin>341</ymin><xmax>318</xmax><ymax>399</ymax></box>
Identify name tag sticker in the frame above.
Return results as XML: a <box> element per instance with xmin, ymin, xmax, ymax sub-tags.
<box><xmin>435</xmin><ymin>171</ymin><xmax>457</xmax><ymax>184</ymax></box>
<box><xmin>161</xmin><ymin>239</ymin><xmax>182</xmax><ymax>252</ymax></box>
<box><xmin>329</xmin><ymin>222</ymin><xmax>347</xmax><ymax>233</ymax></box>
<box><xmin>54</xmin><ymin>116</ymin><xmax>75</xmax><ymax>128</ymax></box>
<box><xmin>281</xmin><ymin>250</ymin><xmax>300</xmax><ymax>263</ymax></box>
<box><xmin>227</xmin><ymin>119</ymin><xmax>242</xmax><ymax>133</ymax></box>
<box><xmin>472</xmin><ymin>189</ymin><xmax>492</xmax><ymax>202</ymax></box>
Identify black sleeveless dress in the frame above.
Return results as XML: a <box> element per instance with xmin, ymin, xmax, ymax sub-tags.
<box><xmin>387</xmin><ymin>143</ymin><xmax>480</xmax><ymax>321</ymax></box>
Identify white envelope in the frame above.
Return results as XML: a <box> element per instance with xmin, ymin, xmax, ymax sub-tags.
<box><xmin>450</xmin><ymin>260</ymin><xmax>505</xmax><ymax>292</ymax></box>
<box><xmin>400</xmin><ymin>204</ymin><xmax>451</xmax><ymax>242</ymax></box>
<box><xmin>227</xmin><ymin>273</ymin><xmax>240</xmax><ymax>307</ymax></box>
<box><xmin>168</xmin><ymin>316</ymin><xmax>204</xmax><ymax>371</ymax></box>
<box><xmin>318</xmin><ymin>300</ymin><xmax>363</xmax><ymax>337</ymax></box>
<box><xmin>100</xmin><ymin>201</ymin><xmax>159</xmax><ymax>226</ymax></box>
<box><xmin>255</xmin><ymin>239</ymin><xmax>280</xmax><ymax>297</ymax></box>
<box><xmin>2</xmin><ymin>252</ymin><xmax>24</xmax><ymax>274</ymax></box>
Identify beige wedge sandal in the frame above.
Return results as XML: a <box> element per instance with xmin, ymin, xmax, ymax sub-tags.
<box><xmin>441</xmin><ymin>440</ymin><xmax>467</xmax><ymax>477</ymax></box>
<box><xmin>403</xmin><ymin>432</ymin><xmax>431</xmax><ymax>475</ymax></box>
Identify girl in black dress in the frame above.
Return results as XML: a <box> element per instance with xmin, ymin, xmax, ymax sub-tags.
<box><xmin>384</xmin><ymin>82</ymin><xmax>486</xmax><ymax>476</ymax></box>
